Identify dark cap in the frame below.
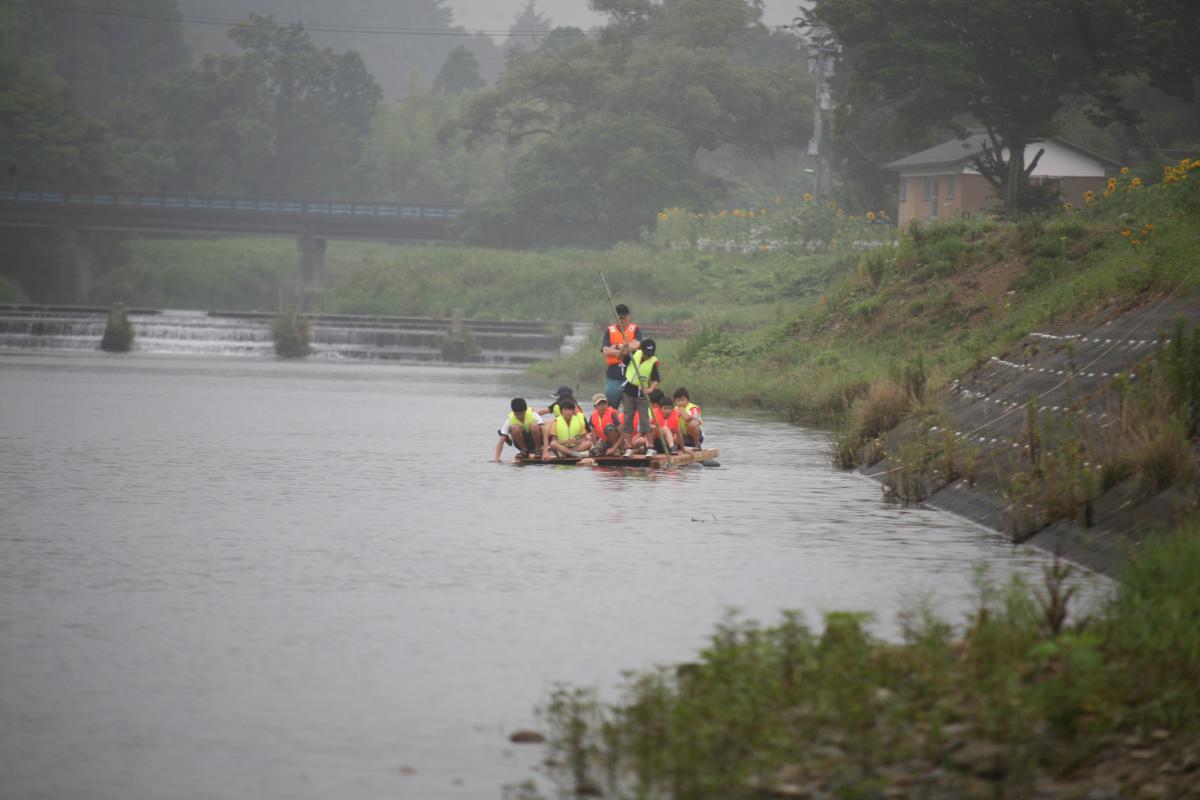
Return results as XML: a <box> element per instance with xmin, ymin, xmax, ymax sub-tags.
<box><xmin>641</xmin><ymin>338</ymin><xmax>656</xmax><ymax>355</ymax></box>
<box><xmin>550</xmin><ymin>385</ymin><xmax>574</xmax><ymax>401</ymax></box>
<box><xmin>615</xmin><ymin>304</ymin><xmax>630</xmax><ymax>316</ymax></box>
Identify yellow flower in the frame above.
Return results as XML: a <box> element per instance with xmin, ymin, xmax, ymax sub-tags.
<box><xmin>827</xmin><ymin>200</ymin><xmax>837</xmax><ymax>209</ymax></box>
<box><xmin>1131</xmin><ymin>177</ymin><xmax>1142</xmax><ymax>188</ymax></box>
<box><xmin>733</xmin><ymin>208</ymin><xmax>743</xmax><ymax>218</ymax></box>
<box><xmin>1062</xmin><ymin>202</ymin><xmax>1074</xmax><ymax>211</ymax></box>
<box><xmin>1104</xmin><ymin>190</ymin><xmax>1113</xmax><ymax>198</ymax></box>
<box><xmin>760</xmin><ymin>208</ymin><xmax>767</xmax><ymax>217</ymax></box>
<box><xmin>1121</xmin><ymin>229</ymin><xmax>1132</xmax><ymax>237</ymax></box>
<box><xmin>748</xmin><ymin>210</ymin><xmax>756</xmax><ymax>219</ymax></box>
<box><xmin>775</xmin><ymin>193</ymin><xmax>782</xmax><ymax>207</ymax></box>
<box><xmin>719</xmin><ymin>210</ymin><xmax>728</xmax><ymax>218</ymax></box>
<box><xmin>1120</xmin><ymin>166</ymin><xmax>1130</xmax><ymax>174</ymax></box>
<box><xmin>866</xmin><ymin>211</ymin><xmax>876</xmax><ymax>220</ymax></box>
<box><xmin>803</xmin><ymin>192</ymin><xmax>814</xmax><ymax>203</ymax></box>
<box><xmin>657</xmin><ymin>212</ymin><xmax>668</xmax><ymax>221</ymax></box>
<box><xmin>1143</xmin><ymin>223</ymin><xmax>1154</xmax><ymax>232</ymax></box>
<box><xmin>1083</xmin><ymin>190</ymin><xmax>1095</xmax><ymax>201</ymax></box>
<box><xmin>1131</xmin><ymin>239</ymin><xmax>1141</xmax><ymax>247</ymax></box>
<box><xmin>879</xmin><ymin>210</ymin><xmax>888</xmax><ymax>219</ymax></box>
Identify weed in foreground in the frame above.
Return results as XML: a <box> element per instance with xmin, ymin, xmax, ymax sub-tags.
<box><xmin>536</xmin><ymin>528</ymin><xmax>1200</xmax><ymax>798</ymax></box>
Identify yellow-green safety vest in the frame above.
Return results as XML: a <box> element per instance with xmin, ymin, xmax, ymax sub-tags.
<box><xmin>507</xmin><ymin>410</ymin><xmax>539</xmax><ymax>432</ymax></box>
<box><xmin>677</xmin><ymin>402</ymin><xmax>701</xmax><ymax>427</ymax></box>
<box><xmin>554</xmin><ymin>413</ymin><xmax>587</xmax><ymax>442</ymax></box>
<box><xmin>625</xmin><ymin>351</ymin><xmax>659</xmax><ymax>387</ymax></box>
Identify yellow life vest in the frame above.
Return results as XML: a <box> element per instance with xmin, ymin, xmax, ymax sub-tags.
<box><xmin>554</xmin><ymin>413</ymin><xmax>587</xmax><ymax>442</ymax></box>
<box><xmin>624</xmin><ymin>351</ymin><xmax>658</xmax><ymax>387</ymax></box>
<box><xmin>507</xmin><ymin>410</ymin><xmax>539</xmax><ymax>432</ymax></box>
<box><xmin>677</xmin><ymin>402</ymin><xmax>701</xmax><ymax>427</ymax></box>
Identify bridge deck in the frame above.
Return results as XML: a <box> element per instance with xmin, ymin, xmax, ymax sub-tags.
<box><xmin>0</xmin><ymin>189</ymin><xmax>463</xmax><ymax>242</ymax></box>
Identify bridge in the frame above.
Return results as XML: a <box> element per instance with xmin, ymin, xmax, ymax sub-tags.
<box><xmin>0</xmin><ymin>188</ymin><xmax>465</xmax><ymax>303</ymax></box>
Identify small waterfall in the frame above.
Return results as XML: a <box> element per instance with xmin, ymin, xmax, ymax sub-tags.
<box><xmin>0</xmin><ymin>305</ymin><xmax>587</xmax><ymax>365</ymax></box>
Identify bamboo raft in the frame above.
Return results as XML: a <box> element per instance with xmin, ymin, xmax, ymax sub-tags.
<box><xmin>513</xmin><ymin>447</ymin><xmax>720</xmax><ymax>468</ymax></box>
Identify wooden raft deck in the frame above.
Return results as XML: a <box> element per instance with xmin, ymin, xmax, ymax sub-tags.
<box><xmin>512</xmin><ymin>448</ymin><xmax>719</xmax><ymax>468</ymax></box>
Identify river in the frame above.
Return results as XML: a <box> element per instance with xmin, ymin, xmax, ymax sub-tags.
<box><xmin>0</xmin><ymin>352</ymin><xmax>1102</xmax><ymax>800</ymax></box>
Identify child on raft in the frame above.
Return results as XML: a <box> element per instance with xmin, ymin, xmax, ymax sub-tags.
<box><xmin>495</xmin><ymin>397</ymin><xmax>544</xmax><ymax>462</ymax></box>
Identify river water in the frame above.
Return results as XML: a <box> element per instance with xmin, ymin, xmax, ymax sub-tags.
<box><xmin>0</xmin><ymin>353</ymin><xmax>1101</xmax><ymax>800</ymax></box>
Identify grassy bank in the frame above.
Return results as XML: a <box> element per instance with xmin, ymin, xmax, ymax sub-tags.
<box><xmin>525</xmin><ymin>525</ymin><xmax>1200</xmax><ymax>800</ymax></box>
<box><xmin>534</xmin><ymin>160</ymin><xmax>1200</xmax><ymax>424</ymax></box>
<box><xmin>95</xmin><ymin>238</ymin><xmax>849</xmax><ymax>328</ymax></box>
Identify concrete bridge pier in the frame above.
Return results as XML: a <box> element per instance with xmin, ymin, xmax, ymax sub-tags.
<box><xmin>297</xmin><ymin>236</ymin><xmax>327</xmax><ymax>292</ymax></box>
<box><xmin>60</xmin><ymin>229</ymin><xmax>92</xmax><ymax>305</ymax></box>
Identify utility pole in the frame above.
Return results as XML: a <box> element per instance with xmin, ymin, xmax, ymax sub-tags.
<box><xmin>790</xmin><ymin>18</ymin><xmax>839</xmax><ymax>202</ymax></box>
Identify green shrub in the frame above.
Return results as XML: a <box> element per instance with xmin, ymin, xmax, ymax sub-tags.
<box><xmin>271</xmin><ymin>308</ymin><xmax>311</xmax><ymax>358</ymax></box>
<box><xmin>0</xmin><ymin>274</ymin><xmax>29</xmax><ymax>303</ymax></box>
<box><xmin>1110</xmin><ymin>526</ymin><xmax>1200</xmax><ymax>728</ymax></box>
<box><xmin>99</xmin><ymin>303</ymin><xmax>134</xmax><ymax>352</ymax></box>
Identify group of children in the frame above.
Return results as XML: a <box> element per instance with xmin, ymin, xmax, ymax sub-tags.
<box><xmin>494</xmin><ymin>385</ymin><xmax>703</xmax><ymax>462</ymax></box>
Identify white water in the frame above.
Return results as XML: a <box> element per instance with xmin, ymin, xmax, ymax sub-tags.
<box><xmin>0</xmin><ymin>308</ymin><xmax>568</xmax><ymax>364</ymax></box>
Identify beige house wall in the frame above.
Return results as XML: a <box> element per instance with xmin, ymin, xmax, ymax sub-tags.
<box><xmin>959</xmin><ymin>174</ymin><xmax>999</xmax><ymax>216</ymax></box>
<box><xmin>895</xmin><ymin>173</ymin><xmax>1108</xmax><ymax>227</ymax></box>
<box><xmin>1058</xmin><ymin>176</ymin><xmax>1108</xmax><ymax>207</ymax></box>
<box><xmin>897</xmin><ymin>174</ymin><xmax>977</xmax><ymax>227</ymax></box>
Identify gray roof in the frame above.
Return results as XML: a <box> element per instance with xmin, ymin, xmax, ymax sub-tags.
<box><xmin>884</xmin><ymin>131</ymin><xmax>1121</xmax><ymax>172</ymax></box>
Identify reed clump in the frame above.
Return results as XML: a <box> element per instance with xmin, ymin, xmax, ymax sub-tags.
<box><xmin>99</xmin><ymin>302</ymin><xmax>134</xmax><ymax>352</ymax></box>
<box><xmin>271</xmin><ymin>307</ymin><xmax>311</xmax><ymax>358</ymax></box>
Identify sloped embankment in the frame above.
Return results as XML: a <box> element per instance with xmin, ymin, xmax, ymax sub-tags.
<box><xmin>862</xmin><ymin>296</ymin><xmax>1200</xmax><ymax>574</ymax></box>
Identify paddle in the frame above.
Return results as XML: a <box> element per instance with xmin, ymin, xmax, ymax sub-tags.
<box><xmin>599</xmin><ymin>272</ymin><xmax>674</xmax><ymax>465</ymax></box>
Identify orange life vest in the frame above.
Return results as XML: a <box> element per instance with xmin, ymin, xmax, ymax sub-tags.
<box><xmin>604</xmin><ymin>323</ymin><xmax>639</xmax><ymax>366</ymax></box>
<box><xmin>591</xmin><ymin>407</ymin><xmax>618</xmax><ymax>432</ymax></box>
<box><xmin>633</xmin><ymin>406</ymin><xmax>667</xmax><ymax>431</ymax></box>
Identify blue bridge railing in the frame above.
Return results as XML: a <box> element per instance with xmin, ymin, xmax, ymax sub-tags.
<box><xmin>0</xmin><ymin>189</ymin><xmax>464</xmax><ymax>221</ymax></box>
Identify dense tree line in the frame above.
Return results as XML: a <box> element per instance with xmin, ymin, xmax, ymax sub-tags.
<box><xmin>446</xmin><ymin>0</ymin><xmax>815</xmax><ymax>244</ymax></box>
<box><xmin>1</xmin><ymin>0</ymin><xmax>1197</xmax><ymax>303</ymax></box>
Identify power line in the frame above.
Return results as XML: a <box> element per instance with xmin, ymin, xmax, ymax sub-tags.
<box><xmin>4</xmin><ymin>0</ymin><xmax>719</xmax><ymax>39</ymax></box>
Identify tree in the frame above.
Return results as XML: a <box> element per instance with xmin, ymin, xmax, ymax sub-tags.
<box><xmin>179</xmin><ymin>0</ymin><xmax>461</xmax><ymax>100</ymax></box>
<box><xmin>449</xmin><ymin>0</ymin><xmax>812</xmax><ymax>243</ymax></box>
<box><xmin>0</xmin><ymin>9</ymin><xmax>112</xmax><ymax>186</ymax></box>
<box><xmin>20</xmin><ymin>0</ymin><xmax>188</xmax><ymax>116</ymax></box>
<box><xmin>118</xmin><ymin>15</ymin><xmax>381</xmax><ymax>197</ymax></box>
<box><xmin>433</xmin><ymin>46</ymin><xmax>484</xmax><ymax>94</ymax></box>
<box><xmin>811</xmin><ymin>0</ymin><xmax>1157</xmax><ymax>217</ymax></box>
<box><xmin>506</xmin><ymin>1</ymin><xmax>553</xmax><ymax>55</ymax></box>
<box><xmin>1136</xmin><ymin>0</ymin><xmax>1199</xmax><ymax>102</ymax></box>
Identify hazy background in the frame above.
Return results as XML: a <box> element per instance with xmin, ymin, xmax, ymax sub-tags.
<box><xmin>448</xmin><ymin>0</ymin><xmax>803</xmax><ymax>35</ymax></box>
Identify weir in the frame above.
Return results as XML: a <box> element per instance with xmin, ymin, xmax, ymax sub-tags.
<box><xmin>0</xmin><ymin>304</ymin><xmax>589</xmax><ymax>365</ymax></box>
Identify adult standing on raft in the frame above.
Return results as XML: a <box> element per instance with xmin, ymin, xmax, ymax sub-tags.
<box><xmin>601</xmin><ymin>303</ymin><xmax>641</xmax><ymax>408</ymax></box>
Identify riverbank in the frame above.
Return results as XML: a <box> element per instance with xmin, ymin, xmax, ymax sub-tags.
<box><xmin>56</xmin><ymin>238</ymin><xmax>847</xmax><ymax>333</ymax></box>
<box><xmin>527</xmin><ymin>524</ymin><xmax>1200</xmax><ymax>800</ymax></box>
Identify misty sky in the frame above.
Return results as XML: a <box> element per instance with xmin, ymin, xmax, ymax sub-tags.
<box><xmin>449</xmin><ymin>0</ymin><xmax>804</xmax><ymax>36</ymax></box>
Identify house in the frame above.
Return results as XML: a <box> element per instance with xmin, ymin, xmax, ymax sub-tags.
<box><xmin>885</xmin><ymin>132</ymin><xmax>1121</xmax><ymax>227</ymax></box>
